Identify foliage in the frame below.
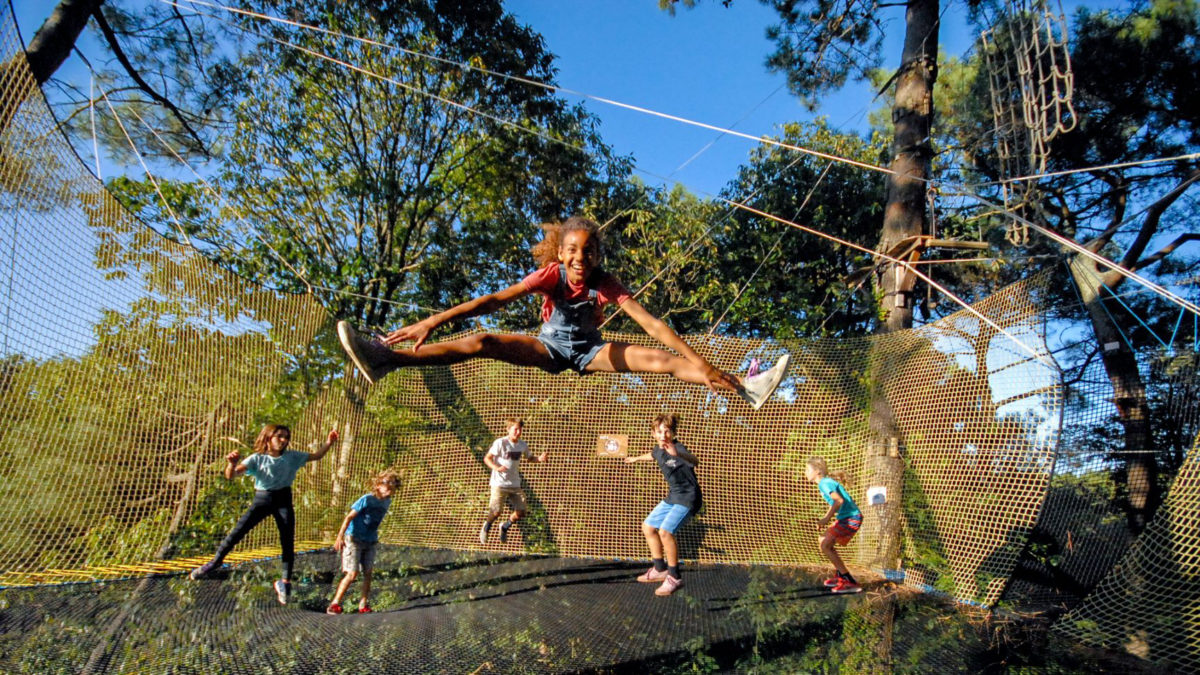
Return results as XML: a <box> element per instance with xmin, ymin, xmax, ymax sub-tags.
<box><xmin>715</xmin><ymin>120</ymin><xmax>888</xmax><ymax>338</ymax></box>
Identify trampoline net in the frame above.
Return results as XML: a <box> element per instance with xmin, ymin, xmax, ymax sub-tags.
<box><xmin>1</xmin><ymin>3</ymin><xmax>1197</xmax><ymax>672</ymax></box>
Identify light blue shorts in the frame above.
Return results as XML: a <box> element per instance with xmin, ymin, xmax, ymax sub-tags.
<box><xmin>643</xmin><ymin>501</ymin><xmax>693</xmax><ymax>534</ymax></box>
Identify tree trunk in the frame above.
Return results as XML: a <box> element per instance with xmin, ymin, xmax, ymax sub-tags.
<box><xmin>1069</xmin><ymin>255</ymin><xmax>1159</xmax><ymax>534</ymax></box>
<box><xmin>877</xmin><ymin>0</ymin><xmax>938</xmax><ymax>333</ymax></box>
<box><xmin>866</xmin><ymin>0</ymin><xmax>939</xmax><ymax>580</ymax></box>
<box><xmin>25</xmin><ymin>0</ymin><xmax>102</xmax><ymax>85</ymax></box>
<box><xmin>1</xmin><ymin>0</ymin><xmax>101</xmax><ymax>135</ymax></box>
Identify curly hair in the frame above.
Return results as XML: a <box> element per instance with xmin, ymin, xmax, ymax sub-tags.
<box><xmin>531</xmin><ymin>216</ymin><xmax>602</xmax><ymax>268</ymax></box>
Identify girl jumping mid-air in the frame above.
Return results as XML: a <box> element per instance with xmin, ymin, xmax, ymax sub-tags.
<box><xmin>337</xmin><ymin>216</ymin><xmax>789</xmax><ymax>409</ymax></box>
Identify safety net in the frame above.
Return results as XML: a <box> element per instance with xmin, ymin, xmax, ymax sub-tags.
<box><xmin>0</xmin><ymin>2</ymin><xmax>1196</xmax><ymax>672</ymax></box>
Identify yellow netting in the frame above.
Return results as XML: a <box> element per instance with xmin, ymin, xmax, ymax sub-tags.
<box><xmin>1053</xmin><ymin>432</ymin><xmax>1200</xmax><ymax>671</ymax></box>
<box><xmin>1</xmin><ymin>2</ymin><xmax>1063</xmax><ymax>612</ymax></box>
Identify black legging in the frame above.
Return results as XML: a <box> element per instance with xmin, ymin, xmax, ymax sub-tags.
<box><xmin>208</xmin><ymin>487</ymin><xmax>296</xmax><ymax>580</ymax></box>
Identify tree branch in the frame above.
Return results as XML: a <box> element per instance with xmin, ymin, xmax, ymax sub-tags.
<box><xmin>91</xmin><ymin>4</ymin><xmax>210</xmax><ymax>157</ymax></box>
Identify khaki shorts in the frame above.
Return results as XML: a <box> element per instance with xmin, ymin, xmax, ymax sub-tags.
<box><xmin>488</xmin><ymin>486</ymin><xmax>527</xmax><ymax>515</ymax></box>
<box><xmin>341</xmin><ymin>536</ymin><xmax>378</xmax><ymax>573</ymax></box>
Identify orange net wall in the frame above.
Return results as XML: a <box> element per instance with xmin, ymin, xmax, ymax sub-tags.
<box><xmin>363</xmin><ymin>283</ymin><xmax>1062</xmax><ymax>608</ymax></box>
<box><xmin>1</xmin><ymin>2</ymin><xmax>1060</xmax><ymax>611</ymax></box>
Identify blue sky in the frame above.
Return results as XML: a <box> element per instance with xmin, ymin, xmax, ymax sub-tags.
<box><xmin>504</xmin><ymin>0</ymin><xmax>906</xmax><ymax>197</ymax></box>
<box><xmin>14</xmin><ymin>0</ymin><xmax>1130</xmax><ymax>198</ymax></box>
<box><xmin>12</xmin><ymin>0</ymin><xmax>955</xmax><ymax>198</ymax></box>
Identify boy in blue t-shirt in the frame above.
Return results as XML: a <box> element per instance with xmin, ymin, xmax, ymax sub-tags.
<box><xmin>804</xmin><ymin>456</ymin><xmax>863</xmax><ymax>594</ymax></box>
<box><xmin>327</xmin><ymin>469</ymin><xmax>401</xmax><ymax>614</ymax></box>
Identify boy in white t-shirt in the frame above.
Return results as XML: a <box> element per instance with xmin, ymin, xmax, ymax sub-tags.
<box><xmin>479</xmin><ymin>418</ymin><xmax>547</xmax><ymax>544</ymax></box>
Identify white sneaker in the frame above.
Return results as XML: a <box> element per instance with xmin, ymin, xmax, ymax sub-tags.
<box><xmin>738</xmin><ymin>353</ymin><xmax>791</xmax><ymax>410</ymax></box>
<box><xmin>479</xmin><ymin>522</ymin><xmax>492</xmax><ymax>545</ymax></box>
<box><xmin>337</xmin><ymin>321</ymin><xmax>391</xmax><ymax>384</ymax></box>
<box><xmin>274</xmin><ymin>579</ymin><xmax>290</xmax><ymax>605</ymax></box>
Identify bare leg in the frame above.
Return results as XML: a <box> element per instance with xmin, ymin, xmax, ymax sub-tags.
<box><xmin>819</xmin><ymin>533</ymin><xmax>849</xmax><ymax>575</ymax></box>
<box><xmin>642</xmin><ymin>522</ymin><xmax>664</xmax><ymax>559</ymax></box>
<box><xmin>359</xmin><ymin>569</ymin><xmax>373</xmax><ymax>609</ymax></box>
<box><xmin>586</xmin><ymin>342</ymin><xmax>740</xmax><ymax>389</ymax></box>
<box><xmin>381</xmin><ymin>333</ymin><xmax>558</xmax><ymax>370</ymax></box>
<box><xmin>659</xmin><ymin>530</ymin><xmax>679</xmax><ymax>569</ymax></box>
<box><xmin>331</xmin><ymin>570</ymin><xmax>357</xmax><ymax>606</ymax></box>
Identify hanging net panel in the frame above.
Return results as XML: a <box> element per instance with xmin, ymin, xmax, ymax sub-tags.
<box><xmin>1052</xmin><ymin>434</ymin><xmax>1200</xmax><ymax>670</ymax></box>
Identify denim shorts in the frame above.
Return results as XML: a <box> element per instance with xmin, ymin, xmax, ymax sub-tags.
<box><xmin>643</xmin><ymin>501</ymin><xmax>694</xmax><ymax>534</ymax></box>
<box><xmin>537</xmin><ymin>324</ymin><xmax>606</xmax><ymax>374</ymax></box>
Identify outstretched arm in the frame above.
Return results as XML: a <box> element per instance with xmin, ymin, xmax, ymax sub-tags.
<box><xmin>383</xmin><ymin>282</ymin><xmax>532</xmax><ymax>349</ymax></box>
<box><xmin>617</xmin><ymin>297</ymin><xmax>738</xmax><ymax>392</ymax></box>
<box><xmin>624</xmin><ymin>452</ymin><xmax>654</xmax><ymax>464</ymax></box>
<box><xmin>308</xmin><ymin>429</ymin><xmax>340</xmax><ymax>462</ymax></box>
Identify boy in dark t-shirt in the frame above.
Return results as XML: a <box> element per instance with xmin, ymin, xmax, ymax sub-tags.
<box><xmin>625</xmin><ymin>413</ymin><xmax>701</xmax><ymax>597</ymax></box>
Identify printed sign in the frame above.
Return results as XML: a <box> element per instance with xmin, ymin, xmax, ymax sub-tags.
<box><xmin>595</xmin><ymin>434</ymin><xmax>628</xmax><ymax>458</ymax></box>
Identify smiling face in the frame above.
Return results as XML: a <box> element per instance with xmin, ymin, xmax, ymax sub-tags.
<box><xmin>268</xmin><ymin>429</ymin><xmax>290</xmax><ymax>456</ymax></box>
<box><xmin>557</xmin><ymin>229</ymin><xmax>599</xmax><ymax>284</ymax></box>
<box><xmin>506</xmin><ymin>421</ymin><xmax>523</xmax><ymax>442</ymax></box>
<box><xmin>653</xmin><ymin>422</ymin><xmax>675</xmax><ymax>450</ymax></box>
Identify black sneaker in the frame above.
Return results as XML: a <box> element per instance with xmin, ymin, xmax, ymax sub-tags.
<box><xmin>189</xmin><ymin>561</ymin><xmax>219</xmax><ymax>580</ymax></box>
<box><xmin>499</xmin><ymin>522</ymin><xmax>512</xmax><ymax>543</ymax></box>
<box><xmin>479</xmin><ymin>522</ymin><xmax>492</xmax><ymax>544</ymax></box>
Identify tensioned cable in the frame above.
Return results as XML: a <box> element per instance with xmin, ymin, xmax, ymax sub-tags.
<box><xmin>961</xmin><ymin>189</ymin><xmax>1200</xmax><ymax>318</ymax></box>
<box><xmin>720</xmin><ymin>197</ymin><xmax>1058</xmax><ymax>368</ymax></box>
<box><xmin>978</xmin><ymin>153</ymin><xmax>1200</xmax><ymax>188</ymax></box>
<box><xmin>161</xmin><ymin>0</ymin><xmax>901</xmax><ymax>180</ymax></box>
<box><xmin>170</xmin><ymin>0</ymin><xmax>1200</xmax><ymax>195</ymax></box>
<box><xmin>705</xmin><ymin>162</ymin><xmax>836</xmax><ymax>337</ymax></box>
<box><xmin>107</xmin><ymin>88</ymin><xmax>446</xmax><ymax>316</ymax></box>
<box><xmin>172</xmin><ymin>0</ymin><xmax>1198</xmax><ymax>307</ymax></box>
<box><xmin>96</xmin><ymin>88</ymin><xmax>195</xmax><ymax>248</ymax></box>
<box><xmin>154</xmin><ymin>0</ymin><xmax>1176</xmax><ymax>355</ymax></box>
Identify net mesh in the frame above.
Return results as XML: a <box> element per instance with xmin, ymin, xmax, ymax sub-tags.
<box><xmin>1</xmin><ymin>3</ymin><xmax>1197</xmax><ymax>671</ymax></box>
<box><xmin>982</xmin><ymin>0</ymin><xmax>1077</xmax><ymax>239</ymax></box>
<box><xmin>0</xmin><ymin>2</ymin><xmax>1063</xmax><ymax>608</ymax></box>
<box><xmin>1052</xmin><ymin>434</ymin><xmax>1200</xmax><ymax>670</ymax></box>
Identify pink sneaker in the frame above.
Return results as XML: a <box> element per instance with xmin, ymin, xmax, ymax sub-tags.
<box><xmin>655</xmin><ymin>575</ymin><xmax>683</xmax><ymax>596</ymax></box>
<box><xmin>636</xmin><ymin>566</ymin><xmax>669</xmax><ymax>583</ymax></box>
<box><xmin>831</xmin><ymin>577</ymin><xmax>862</xmax><ymax>594</ymax></box>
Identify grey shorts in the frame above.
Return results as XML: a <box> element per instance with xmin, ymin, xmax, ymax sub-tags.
<box><xmin>341</xmin><ymin>536</ymin><xmax>378</xmax><ymax>573</ymax></box>
<box><xmin>537</xmin><ymin>325</ymin><xmax>605</xmax><ymax>374</ymax></box>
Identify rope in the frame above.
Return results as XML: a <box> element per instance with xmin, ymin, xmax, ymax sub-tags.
<box><xmin>963</xmin><ymin>190</ymin><xmax>1200</xmax><ymax>318</ymax></box>
<box><xmin>719</xmin><ymin>198</ymin><xmax>1058</xmax><ymax>368</ymax></box>
<box><xmin>159</xmin><ymin>0</ymin><xmax>901</xmax><ymax>180</ymax></box>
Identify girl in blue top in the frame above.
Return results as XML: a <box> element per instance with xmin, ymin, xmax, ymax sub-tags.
<box><xmin>190</xmin><ymin>423</ymin><xmax>338</xmax><ymax>605</ymax></box>
<box><xmin>804</xmin><ymin>456</ymin><xmax>863</xmax><ymax>594</ymax></box>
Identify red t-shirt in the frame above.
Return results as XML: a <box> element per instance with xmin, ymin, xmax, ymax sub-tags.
<box><xmin>521</xmin><ymin>263</ymin><xmax>632</xmax><ymax>324</ymax></box>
